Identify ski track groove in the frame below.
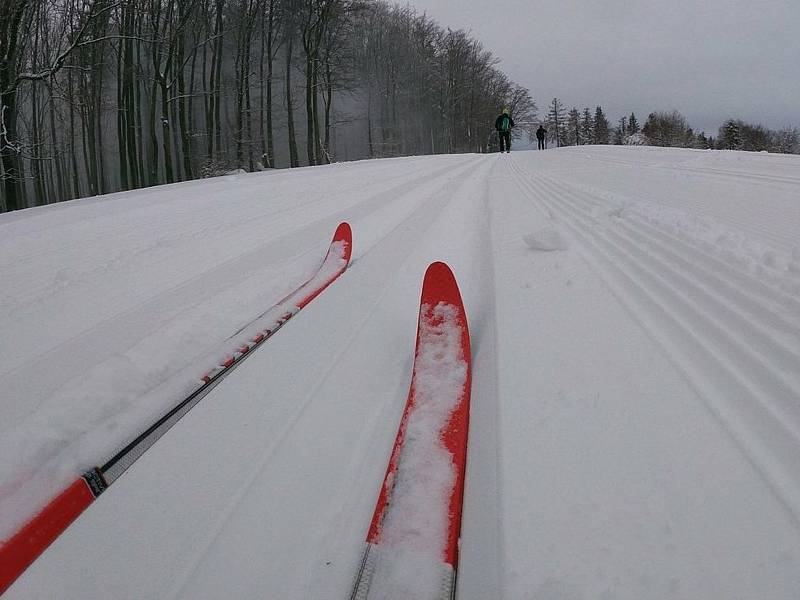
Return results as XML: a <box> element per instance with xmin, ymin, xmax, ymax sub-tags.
<box><xmin>534</xmin><ymin>176</ymin><xmax>800</xmax><ymax>375</ymax></box>
<box><xmin>5</xmin><ymin>152</ymin><xmax>798</xmax><ymax>597</ymax></box>
<box><xmin>486</xmin><ymin>162</ymin><xmax>508</xmax><ymax>600</ymax></box>
<box><xmin>2</xmin><ymin>160</ymin><xmax>462</xmax><ymax>309</ymax></box>
<box><xmin>479</xmin><ymin>158</ymin><xmax>511</xmax><ymax>600</ymax></box>
<box><xmin>73</xmin><ymin>157</ymin><xmax>483</xmax><ymax>459</ymax></box>
<box><xmin>559</xmin><ymin>155</ymin><xmax>800</xmax><ymax>250</ymax></box>
<box><xmin>576</xmin><ymin>153</ymin><xmax>800</xmax><ymax>187</ymax></box>
<box><xmin>533</xmin><ymin>179</ymin><xmax>800</xmax><ymax>423</ymax></box>
<box><xmin>300</xmin><ymin>156</ymin><xmax>496</xmax><ymax>599</ymax></box>
<box><xmin>0</xmin><ymin>157</ymin><xmax>429</xmax><ymax>265</ymax></box>
<box><xmin>541</xmin><ymin>174</ymin><xmax>800</xmax><ymax>297</ymax></box>
<box><xmin>672</xmin><ymin>164</ymin><xmax>800</xmax><ymax>187</ymax></box>
<box><xmin>613</xmin><ymin>208</ymin><xmax>800</xmax><ymax>325</ymax></box>
<box><xmin>163</xmin><ymin>159</ymin><xmax>480</xmax><ymax>600</ymax></box>
<box><xmin>508</xmin><ymin>160</ymin><xmax>800</xmax><ymax>530</ymax></box>
<box><xmin>612</xmin><ymin>210</ymin><xmax>800</xmax><ymax>329</ymax></box>
<box><xmin>525</xmin><ymin>170</ymin><xmax>800</xmax><ymax>430</ymax></box>
<box><xmin>1</xmin><ymin>158</ymin><xmax>474</xmax><ymax>411</ymax></box>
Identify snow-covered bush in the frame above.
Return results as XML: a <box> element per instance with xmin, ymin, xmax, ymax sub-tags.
<box><xmin>200</xmin><ymin>159</ymin><xmax>238</xmax><ymax>178</ymax></box>
<box><xmin>624</xmin><ymin>132</ymin><xmax>648</xmax><ymax>146</ymax></box>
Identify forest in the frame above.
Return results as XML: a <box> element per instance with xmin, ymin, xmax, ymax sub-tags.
<box><xmin>542</xmin><ymin>99</ymin><xmax>800</xmax><ymax>154</ymax></box>
<box><xmin>0</xmin><ymin>0</ymin><xmax>537</xmax><ymax>212</ymax></box>
<box><xmin>2</xmin><ymin>0</ymin><xmax>797</xmax><ymax>213</ymax></box>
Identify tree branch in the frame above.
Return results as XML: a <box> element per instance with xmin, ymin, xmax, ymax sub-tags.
<box><xmin>8</xmin><ymin>3</ymin><xmax>123</xmax><ymax>92</ymax></box>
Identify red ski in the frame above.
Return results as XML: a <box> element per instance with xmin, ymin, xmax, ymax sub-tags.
<box><xmin>0</xmin><ymin>223</ymin><xmax>352</xmax><ymax>596</ymax></box>
<box><xmin>199</xmin><ymin>221</ymin><xmax>353</xmax><ymax>383</ymax></box>
<box><xmin>351</xmin><ymin>261</ymin><xmax>472</xmax><ymax>600</ymax></box>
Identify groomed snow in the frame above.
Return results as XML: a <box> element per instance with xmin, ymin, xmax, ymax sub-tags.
<box><xmin>3</xmin><ymin>147</ymin><xmax>800</xmax><ymax>599</ymax></box>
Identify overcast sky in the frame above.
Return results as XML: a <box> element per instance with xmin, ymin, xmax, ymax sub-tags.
<box><xmin>405</xmin><ymin>0</ymin><xmax>799</xmax><ymax>135</ymax></box>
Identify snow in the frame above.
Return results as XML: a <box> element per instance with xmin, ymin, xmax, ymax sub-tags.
<box><xmin>523</xmin><ymin>227</ymin><xmax>569</xmax><ymax>251</ymax></box>
<box><xmin>307</xmin><ymin>239</ymin><xmax>349</xmax><ymax>293</ymax></box>
<box><xmin>2</xmin><ymin>147</ymin><xmax>800</xmax><ymax>599</ymax></box>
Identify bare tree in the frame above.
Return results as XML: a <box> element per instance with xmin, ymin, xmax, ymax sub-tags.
<box><xmin>2</xmin><ymin>0</ymin><xmax>546</xmax><ymax>212</ymax></box>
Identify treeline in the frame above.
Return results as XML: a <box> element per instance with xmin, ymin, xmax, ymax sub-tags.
<box><xmin>541</xmin><ymin>98</ymin><xmax>800</xmax><ymax>154</ymax></box>
<box><xmin>0</xmin><ymin>0</ymin><xmax>536</xmax><ymax>212</ymax></box>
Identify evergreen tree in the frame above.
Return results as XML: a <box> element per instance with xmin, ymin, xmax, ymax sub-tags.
<box><xmin>628</xmin><ymin>112</ymin><xmax>640</xmax><ymax>134</ymax></box>
<box><xmin>613</xmin><ymin>116</ymin><xmax>627</xmax><ymax>144</ymax></box>
<box><xmin>720</xmin><ymin>119</ymin><xmax>742</xmax><ymax>149</ymax></box>
<box><xmin>685</xmin><ymin>128</ymin><xmax>699</xmax><ymax>148</ymax></box>
<box><xmin>546</xmin><ymin>98</ymin><xmax>567</xmax><ymax>147</ymax></box>
<box><xmin>642</xmin><ymin>111</ymin><xmax>690</xmax><ymax>147</ymax></box>
<box><xmin>740</xmin><ymin>122</ymin><xmax>770</xmax><ymax>151</ymax></box>
<box><xmin>771</xmin><ymin>127</ymin><xmax>799</xmax><ymax>154</ymax></box>
<box><xmin>580</xmin><ymin>108</ymin><xmax>594</xmax><ymax>145</ymax></box>
<box><xmin>594</xmin><ymin>106</ymin><xmax>610</xmax><ymax>144</ymax></box>
<box><xmin>567</xmin><ymin>107</ymin><xmax>580</xmax><ymax>146</ymax></box>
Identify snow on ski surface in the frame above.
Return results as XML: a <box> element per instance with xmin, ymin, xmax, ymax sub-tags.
<box><xmin>2</xmin><ymin>146</ymin><xmax>800</xmax><ymax>598</ymax></box>
<box><xmin>366</xmin><ymin>301</ymin><xmax>467</xmax><ymax>599</ymax></box>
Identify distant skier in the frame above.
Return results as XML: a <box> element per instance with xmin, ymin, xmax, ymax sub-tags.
<box><xmin>536</xmin><ymin>125</ymin><xmax>547</xmax><ymax>150</ymax></box>
<box><xmin>495</xmin><ymin>108</ymin><xmax>514</xmax><ymax>153</ymax></box>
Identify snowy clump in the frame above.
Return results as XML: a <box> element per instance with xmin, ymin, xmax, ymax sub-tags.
<box><xmin>368</xmin><ymin>301</ymin><xmax>467</xmax><ymax>599</ymax></box>
<box><xmin>624</xmin><ymin>132</ymin><xmax>648</xmax><ymax>146</ymax></box>
<box><xmin>523</xmin><ymin>227</ymin><xmax>569</xmax><ymax>252</ymax></box>
<box><xmin>621</xmin><ymin>198</ymin><xmax>800</xmax><ymax>294</ymax></box>
<box><xmin>288</xmin><ymin>240</ymin><xmax>348</xmax><ymax>307</ymax></box>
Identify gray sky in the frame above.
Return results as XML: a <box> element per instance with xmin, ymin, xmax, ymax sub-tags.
<box><xmin>406</xmin><ymin>0</ymin><xmax>799</xmax><ymax>135</ymax></box>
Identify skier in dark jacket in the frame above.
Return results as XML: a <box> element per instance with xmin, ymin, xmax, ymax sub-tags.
<box><xmin>495</xmin><ymin>108</ymin><xmax>514</xmax><ymax>153</ymax></box>
<box><xmin>536</xmin><ymin>125</ymin><xmax>547</xmax><ymax>150</ymax></box>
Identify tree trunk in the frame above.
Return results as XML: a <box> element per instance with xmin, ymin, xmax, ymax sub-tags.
<box><xmin>0</xmin><ymin>0</ymin><xmax>27</xmax><ymax>211</ymax></box>
<box><xmin>366</xmin><ymin>87</ymin><xmax>373</xmax><ymax>158</ymax></box>
<box><xmin>126</xmin><ymin>37</ymin><xmax>140</xmax><ymax>189</ymax></box>
<box><xmin>149</xmin><ymin>72</ymin><xmax>160</xmax><ymax>183</ymax></box>
<box><xmin>117</xmin><ymin>26</ymin><xmax>129</xmax><ymax>190</ymax></box>
<box><xmin>179</xmin><ymin>33</ymin><xmax>194</xmax><ymax>179</ymax></box>
<box><xmin>85</xmin><ymin>84</ymin><xmax>100</xmax><ymax>195</ymax></box>
<box><xmin>305</xmin><ymin>54</ymin><xmax>315</xmax><ymax>165</ymax></box>
<box><xmin>48</xmin><ymin>80</ymin><xmax>65</xmax><ymax>201</ymax></box>
<box><xmin>244</xmin><ymin>56</ymin><xmax>253</xmax><ymax>171</ymax></box>
<box><xmin>265</xmin><ymin>0</ymin><xmax>275</xmax><ymax>167</ymax></box>
<box><xmin>160</xmin><ymin>77</ymin><xmax>175</xmax><ymax>183</ymax></box>
<box><xmin>286</xmin><ymin>36</ymin><xmax>299</xmax><ymax>167</ymax></box>
<box><xmin>322</xmin><ymin>59</ymin><xmax>332</xmax><ymax>163</ymax></box>
<box><xmin>67</xmin><ymin>72</ymin><xmax>81</xmax><ymax>198</ymax></box>
<box><xmin>134</xmin><ymin>19</ymin><xmax>146</xmax><ymax>186</ymax></box>
<box><xmin>235</xmin><ymin>37</ymin><xmax>245</xmax><ymax>167</ymax></box>
<box><xmin>185</xmin><ymin>38</ymin><xmax>197</xmax><ymax>177</ymax></box>
<box><xmin>170</xmin><ymin>48</ymin><xmax>183</xmax><ymax>181</ymax></box>
<box><xmin>30</xmin><ymin>81</ymin><xmax>46</xmax><ymax>205</ymax></box>
<box><xmin>96</xmin><ymin>61</ymin><xmax>107</xmax><ymax>194</ymax></box>
<box><xmin>258</xmin><ymin>0</ymin><xmax>274</xmax><ymax>168</ymax></box>
<box><xmin>312</xmin><ymin>54</ymin><xmax>321</xmax><ymax>163</ymax></box>
<box><xmin>204</xmin><ymin>35</ymin><xmax>213</xmax><ymax>160</ymax></box>
<box><xmin>0</xmin><ymin>87</ymin><xmax>21</xmax><ymax>211</ymax></box>
<box><xmin>213</xmin><ymin>0</ymin><xmax>224</xmax><ymax>163</ymax></box>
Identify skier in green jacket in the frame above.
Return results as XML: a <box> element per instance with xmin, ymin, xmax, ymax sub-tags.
<box><xmin>495</xmin><ymin>107</ymin><xmax>514</xmax><ymax>153</ymax></box>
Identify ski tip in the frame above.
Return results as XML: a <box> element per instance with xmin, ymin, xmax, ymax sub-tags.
<box><xmin>332</xmin><ymin>222</ymin><xmax>353</xmax><ymax>264</ymax></box>
<box><xmin>421</xmin><ymin>261</ymin><xmax>464</xmax><ymax>310</ymax></box>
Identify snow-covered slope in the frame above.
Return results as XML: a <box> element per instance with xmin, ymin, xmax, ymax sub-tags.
<box><xmin>2</xmin><ymin>147</ymin><xmax>800</xmax><ymax>598</ymax></box>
